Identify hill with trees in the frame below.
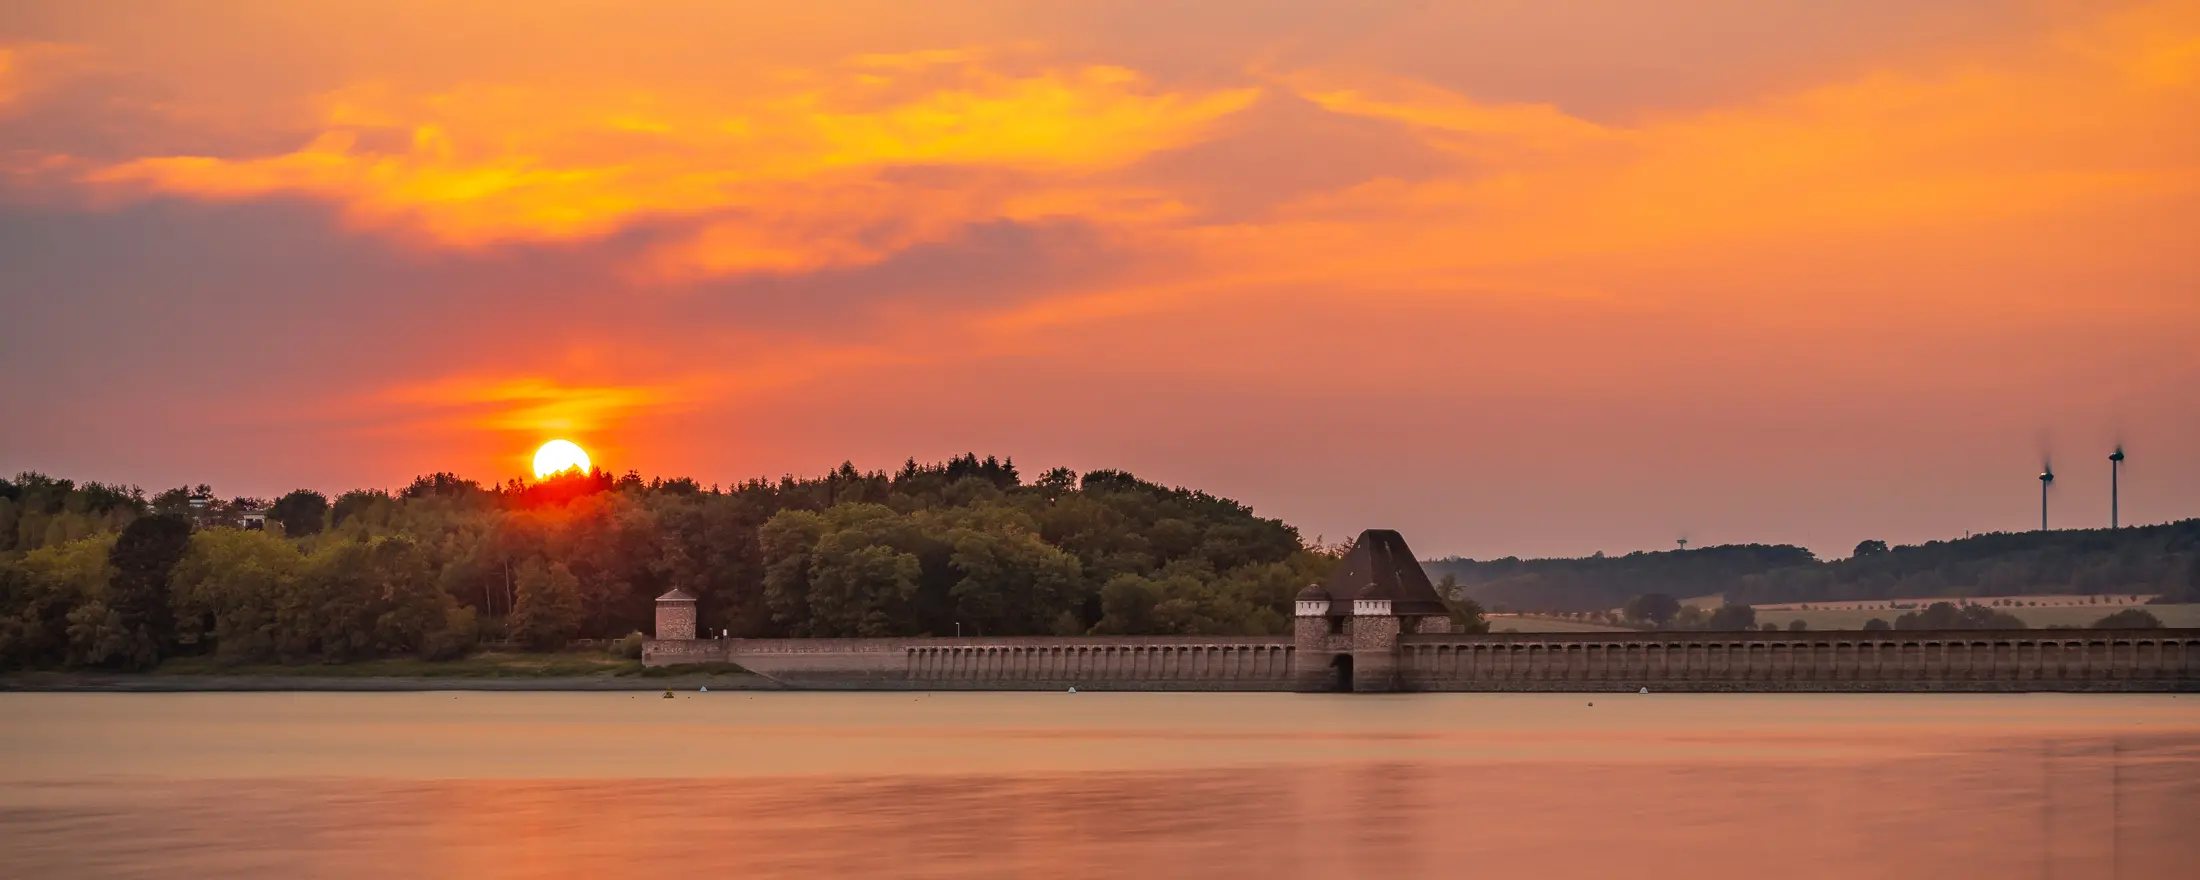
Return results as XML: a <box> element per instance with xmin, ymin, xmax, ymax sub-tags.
<box><xmin>1429</xmin><ymin>520</ymin><xmax>2200</xmax><ymax>614</ymax></box>
<box><xmin>0</xmin><ymin>457</ymin><xmax>1334</xmax><ymax>671</ymax></box>
<box><xmin>1426</xmin><ymin>544</ymin><xmax>1817</xmax><ymax>613</ymax></box>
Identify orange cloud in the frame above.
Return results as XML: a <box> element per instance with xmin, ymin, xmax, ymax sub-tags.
<box><xmin>946</xmin><ymin>1</ymin><xmax>2200</xmax><ymax>348</ymax></box>
<box><xmin>641</xmin><ymin>178</ymin><xmax>1193</xmax><ymax>280</ymax></box>
<box><xmin>1186</xmin><ymin>0</ymin><xmax>2200</xmax><ymax>305</ymax></box>
<box><xmin>83</xmin><ymin>59</ymin><xmax>1257</xmax><ymax>276</ymax></box>
<box><xmin>0</xmin><ymin>48</ymin><xmax>18</xmax><ymax>109</ymax></box>
<box><xmin>1280</xmin><ymin>70</ymin><xmax>1617</xmax><ymax>156</ymax></box>
<box><xmin>0</xmin><ymin>43</ymin><xmax>86</xmax><ymax>115</ymax></box>
<box><xmin>372</xmin><ymin>330</ymin><xmax>929</xmax><ymax>435</ymax></box>
<box><xmin>380</xmin><ymin>376</ymin><xmax>702</xmax><ymax>435</ymax></box>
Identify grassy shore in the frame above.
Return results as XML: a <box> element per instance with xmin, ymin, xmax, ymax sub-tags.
<box><xmin>0</xmin><ymin>651</ymin><xmax>775</xmax><ymax>692</ymax></box>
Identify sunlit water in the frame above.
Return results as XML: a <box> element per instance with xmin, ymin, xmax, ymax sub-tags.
<box><xmin>2</xmin><ymin>692</ymin><xmax>2196</xmax><ymax>878</ymax></box>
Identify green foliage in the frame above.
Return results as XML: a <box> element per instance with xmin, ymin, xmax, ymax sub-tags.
<box><xmin>422</xmin><ymin>607</ymin><xmax>480</xmax><ymax>660</ymax></box>
<box><xmin>165</xmin><ymin>531</ymin><xmax>468</xmax><ymax>664</ymax></box>
<box><xmin>2160</xmin><ymin>556</ymin><xmax>2200</xmax><ymax>604</ymax></box>
<box><xmin>1893</xmin><ymin>601</ymin><xmax>2027</xmax><ymax>631</ymax></box>
<box><xmin>102</xmin><ymin>514</ymin><xmax>192</xmax><ymax>669</ymax></box>
<box><xmin>1</xmin><ymin>456</ymin><xmax>1314</xmax><ymax>666</ymax></box>
<box><xmin>1446</xmin><ymin>597</ymin><xmax>1490</xmax><ymax>634</ymax></box>
<box><xmin>1431</xmin><ymin>520</ymin><xmax>2200</xmax><ymax>612</ymax></box>
<box><xmin>0</xmin><ymin>473</ymin><xmax>144</xmax><ymax>555</ymax></box>
<box><xmin>268</xmin><ymin>490</ymin><xmax>329</xmax><ymax>537</ymax></box>
<box><xmin>1624</xmin><ymin>593</ymin><xmax>1683</xmax><ymax>626</ymax></box>
<box><xmin>0</xmin><ymin>535</ymin><xmax>116</xmax><ymax>668</ymax></box>
<box><xmin>2091</xmin><ymin>608</ymin><xmax>2163</xmax><ymax>629</ymax></box>
<box><xmin>510</xmin><ymin>560</ymin><xmax>583</xmax><ymax>650</ymax></box>
<box><xmin>1436</xmin><ymin>545</ymin><xmax>1816</xmax><ymax>613</ymax></box>
<box><xmin>1706</xmin><ymin>603</ymin><xmax>1757</xmax><ymax>631</ymax></box>
<box><xmin>330</xmin><ymin>489</ymin><xmax>393</xmax><ymax>530</ymax></box>
<box><xmin>169</xmin><ymin>527</ymin><xmax>303</xmax><ymax>661</ymax></box>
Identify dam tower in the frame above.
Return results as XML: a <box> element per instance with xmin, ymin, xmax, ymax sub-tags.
<box><xmin>1292</xmin><ymin>529</ymin><xmax>1454</xmax><ymax>693</ymax></box>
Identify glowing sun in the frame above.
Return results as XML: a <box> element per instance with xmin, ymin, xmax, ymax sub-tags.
<box><xmin>532</xmin><ymin>439</ymin><xmax>591</xmax><ymax>478</ymax></box>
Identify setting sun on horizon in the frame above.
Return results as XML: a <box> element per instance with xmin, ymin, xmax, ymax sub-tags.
<box><xmin>531</xmin><ymin>439</ymin><xmax>592</xmax><ymax>479</ymax></box>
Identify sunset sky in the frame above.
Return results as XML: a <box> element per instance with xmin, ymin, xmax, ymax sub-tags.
<box><xmin>2</xmin><ymin>0</ymin><xmax>2195</xmax><ymax>560</ymax></box>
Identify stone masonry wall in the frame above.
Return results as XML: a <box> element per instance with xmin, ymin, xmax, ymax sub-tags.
<box><xmin>1291</xmin><ymin>617</ymin><xmax>1343</xmax><ymax>692</ymax></box>
<box><xmin>654</xmin><ymin>601</ymin><xmax>696</xmax><ymax>641</ymax></box>
<box><xmin>905</xmin><ymin>639</ymin><xmax>1296</xmax><ymax>691</ymax></box>
<box><xmin>648</xmin><ymin>635</ymin><xmax>1296</xmax><ymax>690</ymax></box>
<box><xmin>1349</xmin><ymin>615</ymin><xmax>1401</xmax><ymax>692</ymax></box>
<box><xmin>643</xmin><ymin>628</ymin><xmax>2200</xmax><ymax>692</ymax></box>
<box><xmin>1397</xmin><ymin>630</ymin><xmax>2200</xmax><ymax>692</ymax></box>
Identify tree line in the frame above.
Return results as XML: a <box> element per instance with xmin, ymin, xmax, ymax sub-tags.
<box><xmin>1429</xmin><ymin>520</ymin><xmax>2200</xmax><ymax>613</ymax></box>
<box><xmin>0</xmin><ymin>457</ymin><xmax>1335</xmax><ymax>670</ymax></box>
<box><xmin>1618</xmin><ymin>594</ymin><xmax>2163</xmax><ymax>632</ymax></box>
<box><xmin>1612</xmin><ymin>594</ymin><xmax>2037</xmax><ymax>632</ymax></box>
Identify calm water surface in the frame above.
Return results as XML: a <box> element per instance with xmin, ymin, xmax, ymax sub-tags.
<box><xmin>2</xmin><ymin>692</ymin><xmax>2196</xmax><ymax>878</ymax></box>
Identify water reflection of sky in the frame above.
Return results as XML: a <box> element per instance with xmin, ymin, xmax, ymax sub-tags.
<box><xmin>2</xmin><ymin>693</ymin><xmax>2196</xmax><ymax>878</ymax></box>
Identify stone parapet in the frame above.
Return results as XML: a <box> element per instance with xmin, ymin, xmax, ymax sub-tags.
<box><xmin>643</xmin><ymin>628</ymin><xmax>2200</xmax><ymax>693</ymax></box>
<box><xmin>1395</xmin><ymin>629</ymin><xmax>2200</xmax><ymax>693</ymax></box>
<box><xmin>641</xmin><ymin>637</ymin><xmax>730</xmax><ymax>666</ymax></box>
<box><xmin>650</xmin><ymin>635</ymin><xmax>1296</xmax><ymax>690</ymax></box>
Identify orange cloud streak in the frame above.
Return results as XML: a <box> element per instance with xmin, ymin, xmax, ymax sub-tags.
<box><xmin>0</xmin><ymin>43</ymin><xmax>87</xmax><ymax>115</ymax></box>
<box><xmin>1182</xmin><ymin>1</ymin><xmax>2200</xmax><ymax>308</ymax></box>
<box><xmin>85</xmin><ymin>59</ymin><xmax>1256</xmax><ymax>276</ymax></box>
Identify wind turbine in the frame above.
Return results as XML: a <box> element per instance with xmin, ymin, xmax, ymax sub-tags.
<box><xmin>2109</xmin><ymin>445</ymin><xmax>2125</xmax><ymax>528</ymax></box>
<box><xmin>2038</xmin><ymin>460</ymin><xmax>2055</xmax><ymax>531</ymax></box>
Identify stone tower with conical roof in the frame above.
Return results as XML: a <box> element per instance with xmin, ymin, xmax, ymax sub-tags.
<box><xmin>1292</xmin><ymin>529</ymin><xmax>1451</xmax><ymax>692</ymax></box>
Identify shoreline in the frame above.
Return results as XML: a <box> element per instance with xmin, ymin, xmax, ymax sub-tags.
<box><xmin>0</xmin><ymin>672</ymin><xmax>783</xmax><ymax>693</ymax></box>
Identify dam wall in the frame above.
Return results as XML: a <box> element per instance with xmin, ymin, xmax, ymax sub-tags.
<box><xmin>645</xmin><ymin>532</ymin><xmax>2197</xmax><ymax>692</ymax></box>
<box><xmin>1396</xmin><ymin>630</ymin><xmax>2200</xmax><ymax>693</ymax></box>
<box><xmin>645</xmin><ymin>629</ymin><xmax>2200</xmax><ymax>692</ymax></box>
<box><xmin>645</xmin><ymin>636</ymin><xmax>1297</xmax><ymax>690</ymax></box>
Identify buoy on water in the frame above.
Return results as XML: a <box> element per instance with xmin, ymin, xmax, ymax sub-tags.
<box><xmin>700</xmin><ymin>686</ymin><xmax>709</xmax><ymax>693</ymax></box>
<box><xmin>1068</xmin><ymin>686</ymin><xmax>1078</xmax><ymax>694</ymax></box>
<box><xmin>1638</xmin><ymin>687</ymin><xmax>1649</xmax><ymax>695</ymax></box>
<box><xmin>662</xmin><ymin>689</ymin><xmax>675</xmax><ymax>699</ymax></box>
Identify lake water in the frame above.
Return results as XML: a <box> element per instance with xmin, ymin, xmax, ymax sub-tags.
<box><xmin>2</xmin><ymin>692</ymin><xmax>2196</xmax><ymax>878</ymax></box>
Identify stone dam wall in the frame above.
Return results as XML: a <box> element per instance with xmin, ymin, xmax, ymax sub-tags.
<box><xmin>1394</xmin><ymin>631</ymin><xmax>2199</xmax><ymax>692</ymax></box>
<box><xmin>649</xmin><ymin>636</ymin><xmax>1297</xmax><ymax>690</ymax></box>
<box><xmin>645</xmin><ymin>629</ymin><xmax>2200</xmax><ymax>692</ymax></box>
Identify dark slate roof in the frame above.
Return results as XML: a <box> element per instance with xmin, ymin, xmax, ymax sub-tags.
<box><xmin>655</xmin><ymin>588</ymin><xmax>697</xmax><ymax>602</ymax></box>
<box><xmin>1317</xmin><ymin>529</ymin><xmax>1449</xmax><ymax>616</ymax></box>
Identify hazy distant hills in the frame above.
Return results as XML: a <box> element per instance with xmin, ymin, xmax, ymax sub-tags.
<box><xmin>1427</xmin><ymin>519</ymin><xmax>2200</xmax><ymax>613</ymax></box>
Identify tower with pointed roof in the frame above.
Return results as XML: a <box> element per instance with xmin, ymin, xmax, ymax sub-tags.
<box><xmin>654</xmin><ymin>588</ymin><xmax>698</xmax><ymax>641</ymax></box>
<box><xmin>1292</xmin><ymin>529</ymin><xmax>1450</xmax><ymax>692</ymax></box>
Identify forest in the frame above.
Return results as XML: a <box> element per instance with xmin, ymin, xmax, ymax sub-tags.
<box><xmin>7</xmin><ymin>457</ymin><xmax>2194</xmax><ymax>671</ymax></box>
<box><xmin>0</xmin><ymin>457</ymin><xmax>1335</xmax><ymax>671</ymax></box>
<box><xmin>1429</xmin><ymin>519</ymin><xmax>2200</xmax><ymax>613</ymax></box>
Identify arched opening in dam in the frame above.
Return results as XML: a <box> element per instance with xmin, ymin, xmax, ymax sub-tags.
<box><xmin>1330</xmin><ymin>654</ymin><xmax>1354</xmax><ymax>693</ymax></box>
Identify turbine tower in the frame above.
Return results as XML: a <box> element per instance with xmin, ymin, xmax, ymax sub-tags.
<box><xmin>2110</xmin><ymin>445</ymin><xmax>2125</xmax><ymax>528</ymax></box>
<box><xmin>2038</xmin><ymin>461</ymin><xmax>2055</xmax><ymax>531</ymax></box>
